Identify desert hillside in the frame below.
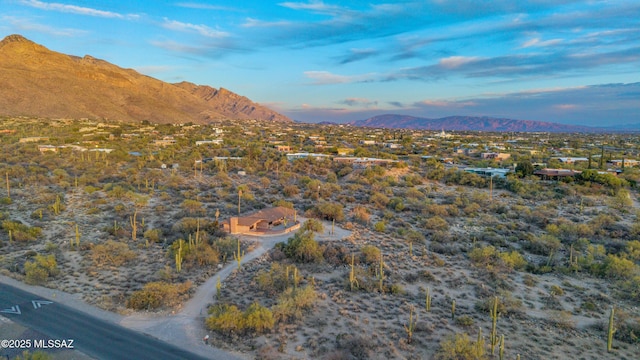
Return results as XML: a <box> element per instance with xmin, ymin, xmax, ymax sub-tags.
<box><xmin>0</xmin><ymin>34</ymin><xmax>290</xmax><ymax>124</ymax></box>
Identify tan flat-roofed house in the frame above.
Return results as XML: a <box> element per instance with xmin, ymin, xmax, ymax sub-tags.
<box><xmin>223</xmin><ymin>206</ymin><xmax>296</xmax><ymax>234</ymax></box>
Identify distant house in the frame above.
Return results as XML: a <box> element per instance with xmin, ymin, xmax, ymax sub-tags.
<box><xmin>464</xmin><ymin>167</ymin><xmax>510</xmax><ymax>178</ymax></box>
<box><xmin>38</xmin><ymin>145</ymin><xmax>58</xmax><ymax>153</ymax></box>
<box><xmin>195</xmin><ymin>139</ymin><xmax>224</xmax><ymax>146</ymax></box>
<box><xmin>223</xmin><ymin>206</ymin><xmax>296</xmax><ymax>234</ymax></box>
<box><xmin>20</xmin><ymin>137</ymin><xmax>49</xmax><ymax>143</ymax></box>
<box><xmin>534</xmin><ymin>168</ymin><xmax>581</xmax><ymax>180</ymax></box>
<box><xmin>275</xmin><ymin>145</ymin><xmax>292</xmax><ymax>152</ymax></box>
<box><xmin>154</xmin><ymin>138</ymin><xmax>176</xmax><ymax>146</ymax></box>
<box><xmin>481</xmin><ymin>152</ymin><xmax>511</xmax><ymax>161</ymax></box>
<box><xmin>609</xmin><ymin>159</ymin><xmax>639</xmax><ymax>167</ymax></box>
<box><xmin>333</xmin><ymin>157</ymin><xmax>399</xmax><ymax>167</ymax></box>
<box><xmin>552</xmin><ymin>157</ymin><xmax>588</xmax><ymax>164</ymax></box>
<box><xmin>286</xmin><ymin>153</ymin><xmax>331</xmax><ymax>161</ymax></box>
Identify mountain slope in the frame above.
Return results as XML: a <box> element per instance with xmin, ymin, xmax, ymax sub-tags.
<box><xmin>350</xmin><ymin>114</ymin><xmax>598</xmax><ymax>132</ymax></box>
<box><xmin>0</xmin><ymin>34</ymin><xmax>290</xmax><ymax>124</ymax></box>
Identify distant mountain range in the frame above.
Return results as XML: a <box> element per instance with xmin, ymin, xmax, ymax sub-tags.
<box><xmin>349</xmin><ymin>114</ymin><xmax>637</xmax><ymax>133</ymax></box>
<box><xmin>0</xmin><ymin>34</ymin><xmax>290</xmax><ymax>124</ymax></box>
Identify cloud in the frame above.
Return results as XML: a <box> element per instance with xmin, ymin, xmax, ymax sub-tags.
<box><xmin>439</xmin><ymin>56</ymin><xmax>481</xmax><ymax>69</ymax></box>
<box><xmin>521</xmin><ymin>37</ymin><xmax>563</xmax><ymax>48</ymax></box>
<box><xmin>417</xmin><ymin>100</ymin><xmax>477</xmax><ymax>108</ymax></box>
<box><xmin>19</xmin><ymin>0</ymin><xmax>139</xmax><ymax>19</ymax></box>
<box><xmin>1</xmin><ymin>15</ymin><xmax>85</xmax><ymax>36</ymax></box>
<box><xmin>553</xmin><ymin>104</ymin><xmax>578</xmax><ymax>110</ymax></box>
<box><xmin>303</xmin><ymin>71</ymin><xmax>376</xmax><ymax>85</ymax></box>
<box><xmin>175</xmin><ymin>3</ymin><xmax>240</xmax><ymax>11</ymax></box>
<box><xmin>242</xmin><ymin>18</ymin><xmax>293</xmax><ymax>28</ymax></box>
<box><xmin>340</xmin><ymin>98</ymin><xmax>378</xmax><ymax>108</ymax></box>
<box><xmin>384</xmin><ymin>45</ymin><xmax>640</xmax><ymax>82</ymax></box>
<box><xmin>278</xmin><ymin>1</ymin><xmax>348</xmax><ymax>16</ymax></box>
<box><xmin>334</xmin><ymin>48</ymin><xmax>378</xmax><ymax>64</ymax></box>
<box><xmin>161</xmin><ymin>19</ymin><xmax>229</xmax><ymax>38</ymax></box>
<box><xmin>286</xmin><ymin>83</ymin><xmax>640</xmax><ymax>126</ymax></box>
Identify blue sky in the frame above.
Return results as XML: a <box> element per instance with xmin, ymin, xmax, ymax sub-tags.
<box><xmin>1</xmin><ymin>0</ymin><xmax>639</xmax><ymax>126</ymax></box>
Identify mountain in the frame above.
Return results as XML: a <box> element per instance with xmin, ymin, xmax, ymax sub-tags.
<box><xmin>0</xmin><ymin>34</ymin><xmax>290</xmax><ymax>124</ymax></box>
<box><xmin>350</xmin><ymin>114</ymin><xmax>598</xmax><ymax>132</ymax></box>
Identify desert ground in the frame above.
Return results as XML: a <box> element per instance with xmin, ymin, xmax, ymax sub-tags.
<box><xmin>1</xmin><ymin>119</ymin><xmax>639</xmax><ymax>359</ymax></box>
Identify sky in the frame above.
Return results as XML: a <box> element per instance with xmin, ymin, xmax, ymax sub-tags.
<box><xmin>1</xmin><ymin>0</ymin><xmax>639</xmax><ymax>126</ymax></box>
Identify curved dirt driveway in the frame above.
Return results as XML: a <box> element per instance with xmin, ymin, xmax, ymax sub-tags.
<box><xmin>120</xmin><ymin>218</ymin><xmax>351</xmax><ymax>359</ymax></box>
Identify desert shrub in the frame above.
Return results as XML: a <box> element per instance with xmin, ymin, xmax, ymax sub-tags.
<box><xmin>475</xmin><ymin>292</ymin><xmax>523</xmax><ymax>317</ymax></box>
<box><xmin>373</xmin><ymin>221</ymin><xmax>386</xmax><ymax>232</ymax></box>
<box><xmin>404</xmin><ymin>229</ymin><xmax>425</xmax><ymax>245</ymax></box>
<box><xmin>351</xmin><ymin>205</ymin><xmax>370</xmax><ymax>224</ymax></box>
<box><xmin>603</xmin><ymin>254</ymin><xmax>638</xmax><ymax>279</ymax></box>
<box><xmin>323</xmin><ymin>244</ymin><xmax>349</xmax><ymax>266</ymax></box>
<box><xmin>283</xmin><ymin>184</ymin><xmax>300</xmax><ymax>197</ymax></box>
<box><xmin>255</xmin><ymin>263</ymin><xmax>298</xmax><ymax>295</ymax></box>
<box><xmin>549</xmin><ymin>284</ymin><xmax>564</xmax><ymax>296</ymax></box>
<box><xmin>435</xmin><ymin>333</ymin><xmax>487</xmax><ymax>360</ymax></box>
<box><xmin>212</xmin><ymin>237</ymin><xmax>239</xmax><ymax>261</ymax></box>
<box><xmin>387</xmin><ymin>197</ymin><xmax>405</xmax><ymax>211</ymax></box>
<box><xmin>243</xmin><ymin>302</ymin><xmax>275</xmax><ymax>333</ymax></box>
<box><xmin>206</xmin><ymin>304</ymin><xmax>243</xmax><ymax>335</ymax></box>
<box><xmin>172</xmin><ymin>217</ymin><xmax>212</xmax><ymax>237</ymax></box>
<box><xmin>424</xmin><ymin>204</ymin><xmax>450</xmax><ymax>217</ymax></box>
<box><xmin>310</xmin><ymin>202</ymin><xmax>345</xmax><ymax>222</ymax></box>
<box><xmin>272</xmin><ymin>285</ymin><xmax>317</xmax><ymax>323</ymax></box>
<box><xmin>361</xmin><ymin>245</ymin><xmax>381</xmax><ymax>265</ymax></box>
<box><xmin>498</xmin><ymin>251</ymin><xmax>527</xmax><ymax>270</ymax></box>
<box><xmin>454</xmin><ymin>315</ymin><xmax>475</xmax><ymax>327</ymax></box>
<box><xmin>180</xmin><ymin>199</ymin><xmax>205</xmax><ymax>215</ymax></box>
<box><xmin>24</xmin><ymin>254</ymin><xmax>58</xmax><ymax>285</ymax></box>
<box><xmin>13</xmin><ymin>351</ymin><xmax>52</xmax><ymax>360</ymax></box>
<box><xmin>281</xmin><ymin>230</ymin><xmax>323</xmax><ymax>263</ymax></box>
<box><xmin>423</xmin><ymin>216</ymin><xmax>449</xmax><ymax>231</ymax></box>
<box><xmin>143</xmin><ymin>228</ymin><xmax>162</xmax><ymax>243</ymax></box>
<box><xmin>126</xmin><ymin>281</ymin><xmax>192</xmax><ymax>310</ymax></box>
<box><xmin>469</xmin><ymin>246</ymin><xmax>526</xmax><ymax>272</ymax></box>
<box><xmin>2</xmin><ymin>220</ymin><xmax>42</xmax><ymax>241</ymax></box>
<box><xmin>523</xmin><ymin>234</ymin><xmax>561</xmax><ymax>256</ymax></box>
<box><xmin>91</xmin><ymin>240</ymin><xmax>136</xmax><ymax>267</ymax></box>
<box><xmin>301</xmin><ymin>218</ymin><xmax>324</xmax><ymax>233</ymax></box>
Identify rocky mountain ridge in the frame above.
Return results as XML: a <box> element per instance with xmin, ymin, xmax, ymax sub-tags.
<box><xmin>0</xmin><ymin>34</ymin><xmax>290</xmax><ymax>124</ymax></box>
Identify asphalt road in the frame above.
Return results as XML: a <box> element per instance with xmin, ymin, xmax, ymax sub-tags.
<box><xmin>0</xmin><ymin>283</ymin><xmax>209</xmax><ymax>360</ymax></box>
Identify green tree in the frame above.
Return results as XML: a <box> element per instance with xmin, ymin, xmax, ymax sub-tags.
<box><xmin>515</xmin><ymin>160</ymin><xmax>534</xmax><ymax>177</ymax></box>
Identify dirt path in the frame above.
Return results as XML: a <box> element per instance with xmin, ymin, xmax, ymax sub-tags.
<box><xmin>119</xmin><ymin>218</ymin><xmax>352</xmax><ymax>359</ymax></box>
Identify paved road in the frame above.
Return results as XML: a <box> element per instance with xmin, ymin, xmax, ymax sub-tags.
<box><xmin>0</xmin><ymin>283</ymin><xmax>208</xmax><ymax>360</ymax></box>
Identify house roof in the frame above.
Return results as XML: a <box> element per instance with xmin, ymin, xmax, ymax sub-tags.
<box><xmin>534</xmin><ymin>168</ymin><xmax>581</xmax><ymax>177</ymax></box>
<box><xmin>236</xmin><ymin>206</ymin><xmax>295</xmax><ymax>227</ymax></box>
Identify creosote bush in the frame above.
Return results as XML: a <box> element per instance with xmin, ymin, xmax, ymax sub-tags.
<box><xmin>24</xmin><ymin>254</ymin><xmax>58</xmax><ymax>285</ymax></box>
<box><xmin>126</xmin><ymin>281</ymin><xmax>192</xmax><ymax>310</ymax></box>
<box><xmin>279</xmin><ymin>230</ymin><xmax>323</xmax><ymax>263</ymax></box>
<box><xmin>91</xmin><ymin>240</ymin><xmax>136</xmax><ymax>267</ymax></box>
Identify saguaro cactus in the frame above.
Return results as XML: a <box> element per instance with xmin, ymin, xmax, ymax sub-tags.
<box><xmin>404</xmin><ymin>305</ymin><xmax>417</xmax><ymax>344</ymax></box>
<box><xmin>425</xmin><ymin>287</ymin><xmax>432</xmax><ymax>312</ymax></box>
<box><xmin>233</xmin><ymin>238</ymin><xmax>244</xmax><ymax>270</ymax></box>
<box><xmin>378</xmin><ymin>252</ymin><xmax>385</xmax><ymax>293</ymax></box>
<box><xmin>451</xmin><ymin>299</ymin><xmax>456</xmax><ymax>320</ymax></box>
<box><xmin>130</xmin><ymin>210</ymin><xmax>138</xmax><ymax>241</ymax></box>
<box><xmin>5</xmin><ymin>172</ymin><xmax>10</xmax><ymax>200</ymax></box>
<box><xmin>175</xmin><ymin>239</ymin><xmax>184</xmax><ymax>272</ymax></box>
<box><xmin>608</xmin><ymin>306</ymin><xmax>616</xmax><ymax>352</ymax></box>
<box><xmin>491</xmin><ymin>296</ymin><xmax>499</xmax><ymax>355</ymax></box>
<box><xmin>73</xmin><ymin>224</ymin><xmax>80</xmax><ymax>249</ymax></box>
<box><xmin>349</xmin><ymin>254</ymin><xmax>358</xmax><ymax>291</ymax></box>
